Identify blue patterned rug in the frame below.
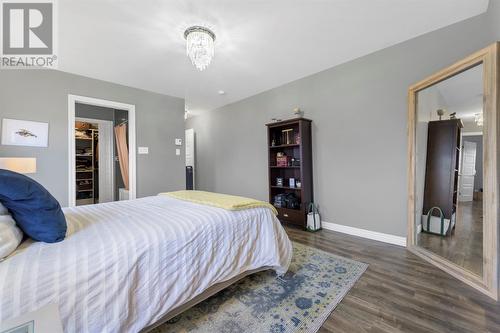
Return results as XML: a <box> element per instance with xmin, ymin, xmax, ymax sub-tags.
<box><xmin>153</xmin><ymin>242</ymin><xmax>368</xmax><ymax>333</ymax></box>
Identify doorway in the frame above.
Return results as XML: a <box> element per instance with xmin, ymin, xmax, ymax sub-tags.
<box><xmin>74</xmin><ymin>117</ymin><xmax>114</xmax><ymax>205</ymax></box>
<box><xmin>68</xmin><ymin>95</ymin><xmax>136</xmax><ymax>207</ymax></box>
<box><xmin>459</xmin><ymin>133</ymin><xmax>483</xmax><ymax>202</ymax></box>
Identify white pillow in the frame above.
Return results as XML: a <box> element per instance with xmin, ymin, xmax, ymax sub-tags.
<box><xmin>0</xmin><ymin>203</ymin><xmax>8</xmax><ymax>215</ymax></box>
<box><xmin>0</xmin><ymin>215</ymin><xmax>23</xmax><ymax>261</ymax></box>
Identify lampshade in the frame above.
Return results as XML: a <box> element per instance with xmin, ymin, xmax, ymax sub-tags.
<box><xmin>0</xmin><ymin>158</ymin><xmax>37</xmax><ymax>174</ymax></box>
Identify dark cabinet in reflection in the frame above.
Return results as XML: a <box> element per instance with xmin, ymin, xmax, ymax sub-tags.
<box><xmin>423</xmin><ymin>119</ymin><xmax>463</xmax><ymax>222</ymax></box>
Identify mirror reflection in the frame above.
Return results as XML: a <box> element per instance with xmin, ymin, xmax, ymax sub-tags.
<box><xmin>415</xmin><ymin>64</ymin><xmax>484</xmax><ymax>276</ymax></box>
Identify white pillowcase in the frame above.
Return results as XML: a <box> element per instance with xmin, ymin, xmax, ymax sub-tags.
<box><xmin>0</xmin><ymin>203</ymin><xmax>8</xmax><ymax>215</ymax></box>
<box><xmin>0</xmin><ymin>215</ymin><xmax>23</xmax><ymax>261</ymax></box>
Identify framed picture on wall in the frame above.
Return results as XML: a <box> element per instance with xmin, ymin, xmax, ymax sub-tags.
<box><xmin>1</xmin><ymin>118</ymin><xmax>49</xmax><ymax>147</ymax></box>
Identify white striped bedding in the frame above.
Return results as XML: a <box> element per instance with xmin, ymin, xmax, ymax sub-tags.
<box><xmin>0</xmin><ymin>195</ymin><xmax>292</xmax><ymax>333</ymax></box>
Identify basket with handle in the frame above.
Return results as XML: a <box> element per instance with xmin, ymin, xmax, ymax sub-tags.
<box><xmin>423</xmin><ymin>206</ymin><xmax>449</xmax><ymax>237</ymax></box>
<box><xmin>307</xmin><ymin>202</ymin><xmax>321</xmax><ymax>232</ymax></box>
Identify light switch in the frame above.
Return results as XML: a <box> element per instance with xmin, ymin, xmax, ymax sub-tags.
<box><xmin>138</xmin><ymin>147</ymin><xmax>149</xmax><ymax>154</ymax></box>
<box><xmin>175</xmin><ymin>138</ymin><xmax>183</xmax><ymax>146</ymax></box>
<box><xmin>175</xmin><ymin>148</ymin><xmax>181</xmax><ymax>156</ymax></box>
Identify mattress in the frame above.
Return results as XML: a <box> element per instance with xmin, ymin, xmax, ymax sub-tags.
<box><xmin>0</xmin><ymin>195</ymin><xmax>292</xmax><ymax>332</ymax></box>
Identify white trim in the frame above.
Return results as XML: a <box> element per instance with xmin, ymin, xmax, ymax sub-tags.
<box><xmin>462</xmin><ymin>131</ymin><xmax>483</xmax><ymax>136</ymax></box>
<box><xmin>68</xmin><ymin>95</ymin><xmax>137</xmax><ymax>207</ymax></box>
<box><xmin>321</xmin><ymin>221</ymin><xmax>407</xmax><ymax>247</ymax></box>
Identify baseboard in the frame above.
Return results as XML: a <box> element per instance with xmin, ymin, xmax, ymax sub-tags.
<box><xmin>321</xmin><ymin>221</ymin><xmax>407</xmax><ymax>247</ymax></box>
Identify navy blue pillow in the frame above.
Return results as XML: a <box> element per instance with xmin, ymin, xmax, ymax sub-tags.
<box><xmin>0</xmin><ymin>169</ymin><xmax>67</xmax><ymax>243</ymax></box>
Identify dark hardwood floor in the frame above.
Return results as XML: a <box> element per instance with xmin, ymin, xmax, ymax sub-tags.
<box><xmin>417</xmin><ymin>199</ymin><xmax>483</xmax><ymax>276</ymax></box>
<box><xmin>285</xmin><ymin>226</ymin><xmax>500</xmax><ymax>333</ymax></box>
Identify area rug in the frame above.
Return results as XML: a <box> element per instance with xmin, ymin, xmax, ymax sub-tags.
<box><xmin>153</xmin><ymin>242</ymin><xmax>368</xmax><ymax>333</ymax></box>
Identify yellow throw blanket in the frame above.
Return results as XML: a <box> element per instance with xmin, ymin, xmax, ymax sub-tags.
<box><xmin>159</xmin><ymin>190</ymin><xmax>278</xmax><ymax>215</ymax></box>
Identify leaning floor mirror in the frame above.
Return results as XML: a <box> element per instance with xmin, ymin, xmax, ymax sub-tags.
<box><xmin>407</xmin><ymin>43</ymin><xmax>499</xmax><ymax>300</ymax></box>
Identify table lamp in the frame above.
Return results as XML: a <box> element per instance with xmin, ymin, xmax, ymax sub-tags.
<box><xmin>0</xmin><ymin>158</ymin><xmax>37</xmax><ymax>174</ymax></box>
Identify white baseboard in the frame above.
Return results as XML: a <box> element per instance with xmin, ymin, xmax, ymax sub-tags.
<box><xmin>321</xmin><ymin>221</ymin><xmax>407</xmax><ymax>247</ymax></box>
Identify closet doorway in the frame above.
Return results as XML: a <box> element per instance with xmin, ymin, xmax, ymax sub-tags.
<box><xmin>75</xmin><ymin>118</ymin><xmax>114</xmax><ymax>205</ymax></box>
<box><xmin>68</xmin><ymin>95</ymin><xmax>136</xmax><ymax>207</ymax></box>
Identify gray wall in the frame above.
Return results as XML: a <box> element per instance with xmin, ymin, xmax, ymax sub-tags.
<box><xmin>187</xmin><ymin>8</ymin><xmax>498</xmax><ymax>237</ymax></box>
<box><xmin>489</xmin><ymin>0</ymin><xmax>500</xmax><ymax>38</ymax></box>
<box><xmin>0</xmin><ymin>70</ymin><xmax>185</xmax><ymax>207</ymax></box>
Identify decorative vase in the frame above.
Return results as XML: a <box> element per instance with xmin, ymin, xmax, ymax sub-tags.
<box><xmin>293</xmin><ymin>107</ymin><xmax>303</xmax><ymax>118</ymax></box>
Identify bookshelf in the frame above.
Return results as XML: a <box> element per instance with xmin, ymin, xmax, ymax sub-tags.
<box><xmin>266</xmin><ymin>118</ymin><xmax>313</xmax><ymax>228</ymax></box>
<box><xmin>422</xmin><ymin>119</ymin><xmax>462</xmax><ymax>234</ymax></box>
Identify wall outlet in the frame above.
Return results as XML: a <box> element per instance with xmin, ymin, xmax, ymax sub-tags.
<box><xmin>175</xmin><ymin>148</ymin><xmax>181</xmax><ymax>156</ymax></box>
<box><xmin>138</xmin><ymin>147</ymin><xmax>149</xmax><ymax>154</ymax></box>
<box><xmin>175</xmin><ymin>138</ymin><xmax>182</xmax><ymax>146</ymax></box>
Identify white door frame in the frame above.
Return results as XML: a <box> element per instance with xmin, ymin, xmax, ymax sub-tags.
<box><xmin>185</xmin><ymin>128</ymin><xmax>195</xmax><ymax>189</ymax></box>
<box><xmin>75</xmin><ymin>117</ymin><xmax>115</xmax><ymax>203</ymax></box>
<box><xmin>458</xmin><ymin>132</ymin><xmax>483</xmax><ymax>202</ymax></box>
<box><xmin>68</xmin><ymin>95</ymin><xmax>136</xmax><ymax>207</ymax></box>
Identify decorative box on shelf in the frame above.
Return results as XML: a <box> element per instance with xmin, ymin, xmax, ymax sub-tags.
<box><xmin>276</xmin><ymin>155</ymin><xmax>290</xmax><ymax>167</ymax></box>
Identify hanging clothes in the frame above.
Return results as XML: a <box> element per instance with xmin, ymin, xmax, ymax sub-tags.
<box><xmin>114</xmin><ymin>123</ymin><xmax>129</xmax><ymax>190</ymax></box>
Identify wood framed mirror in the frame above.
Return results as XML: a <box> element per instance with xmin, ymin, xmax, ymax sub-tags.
<box><xmin>407</xmin><ymin>43</ymin><xmax>499</xmax><ymax>300</ymax></box>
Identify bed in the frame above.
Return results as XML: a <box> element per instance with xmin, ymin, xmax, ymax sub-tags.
<box><xmin>0</xmin><ymin>195</ymin><xmax>292</xmax><ymax>333</ymax></box>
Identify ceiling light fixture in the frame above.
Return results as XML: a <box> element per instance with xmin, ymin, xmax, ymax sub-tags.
<box><xmin>184</xmin><ymin>26</ymin><xmax>216</xmax><ymax>71</ymax></box>
<box><xmin>475</xmin><ymin>112</ymin><xmax>483</xmax><ymax>127</ymax></box>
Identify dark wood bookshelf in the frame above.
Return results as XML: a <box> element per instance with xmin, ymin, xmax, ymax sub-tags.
<box><xmin>423</xmin><ymin>119</ymin><xmax>462</xmax><ymax>224</ymax></box>
<box><xmin>266</xmin><ymin>118</ymin><xmax>313</xmax><ymax>229</ymax></box>
<box><xmin>269</xmin><ymin>144</ymin><xmax>300</xmax><ymax>149</ymax></box>
<box><xmin>269</xmin><ymin>166</ymin><xmax>300</xmax><ymax>169</ymax></box>
<box><xmin>271</xmin><ymin>186</ymin><xmax>303</xmax><ymax>191</ymax></box>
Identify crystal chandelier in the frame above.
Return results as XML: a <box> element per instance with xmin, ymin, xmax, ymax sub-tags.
<box><xmin>184</xmin><ymin>26</ymin><xmax>216</xmax><ymax>71</ymax></box>
<box><xmin>475</xmin><ymin>112</ymin><xmax>483</xmax><ymax>127</ymax></box>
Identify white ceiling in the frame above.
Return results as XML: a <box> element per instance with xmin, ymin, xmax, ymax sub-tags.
<box><xmin>435</xmin><ymin>64</ymin><xmax>484</xmax><ymax>119</ymax></box>
<box><xmin>58</xmin><ymin>0</ymin><xmax>489</xmax><ymax>115</ymax></box>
